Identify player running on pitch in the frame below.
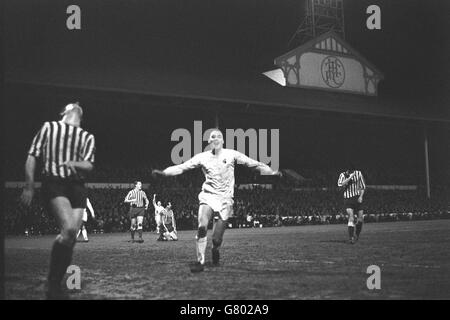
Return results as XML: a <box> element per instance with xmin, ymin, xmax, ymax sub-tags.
<box><xmin>160</xmin><ymin>202</ymin><xmax>178</xmax><ymax>241</ymax></box>
<box><xmin>153</xmin><ymin>194</ymin><xmax>165</xmax><ymax>235</ymax></box>
<box><xmin>76</xmin><ymin>197</ymin><xmax>95</xmax><ymax>242</ymax></box>
<box><xmin>153</xmin><ymin>129</ymin><xmax>281</xmax><ymax>272</ymax></box>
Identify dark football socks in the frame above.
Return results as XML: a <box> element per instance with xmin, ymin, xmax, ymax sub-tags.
<box><xmin>348</xmin><ymin>226</ymin><xmax>355</xmax><ymax>239</ymax></box>
<box><xmin>48</xmin><ymin>240</ymin><xmax>74</xmax><ymax>289</ymax></box>
<box><xmin>356</xmin><ymin>222</ymin><xmax>363</xmax><ymax>238</ymax></box>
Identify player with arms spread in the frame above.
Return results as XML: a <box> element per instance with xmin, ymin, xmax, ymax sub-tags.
<box><xmin>153</xmin><ymin>129</ymin><xmax>281</xmax><ymax>272</ymax></box>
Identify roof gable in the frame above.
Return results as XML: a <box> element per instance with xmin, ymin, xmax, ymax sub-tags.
<box><xmin>275</xmin><ymin>31</ymin><xmax>384</xmax><ymax>78</ymax></box>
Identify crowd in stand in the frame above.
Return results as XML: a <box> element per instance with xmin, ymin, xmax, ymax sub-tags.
<box><xmin>5</xmin><ymin>147</ymin><xmax>449</xmax><ymax>235</ymax></box>
<box><xmin>5</xmin><ymin>158</ymin><xmax>448</xmax><ymax>187</ymax></box>
<box><xmin>5</xmin><ymin>183</ymin><xmax>449</xmax><ymax>235</ymax></box>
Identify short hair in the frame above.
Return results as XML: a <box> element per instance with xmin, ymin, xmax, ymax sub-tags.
<box><xmin>134</xmin><ymin>181</ymin><xmax>141</xmax><ymax>186</ymax></box>
<box><xmin>210</xmin><ymin>128</ymin><xmax>223</xmax><ymax>135</ymax></box>
<box><xmin>60</xmin><ymin>102</ymin><xmax>83</xmax><ymax>118</ymax></box>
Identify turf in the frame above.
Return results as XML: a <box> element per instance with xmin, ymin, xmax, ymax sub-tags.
<box><xmin>5</xmin><ymin>220</ymin><xmax>450</xmax><ymax>300</ymax></box>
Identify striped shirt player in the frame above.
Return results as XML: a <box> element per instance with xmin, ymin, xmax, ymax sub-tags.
<box><xmin>338</xmin><ymin>170</ymin><xmax>366</xmax><ymax>200</ymax></box>
<box><xmin>20</xmin><ymin>102</ymin><xmax>96</xmax><ymax>298</ymax></box>
<box><xmin>125</xmin><ymin>188</ymin><xmax>149</xmax><ymax>210</ymax></box>
<box><xmin>337</xmin><ymin>166</ymin><xmax>366</xmax><ymax>243</ymax></box>
<box><xmin>29</xmin><ymin>120</ymin><xmax>95</xmax><ymax>181</ymax></box>
<box><xmin>124</xmin><ymin>181</ymin><xmax>149</xmax><ymax>243</ymax></box>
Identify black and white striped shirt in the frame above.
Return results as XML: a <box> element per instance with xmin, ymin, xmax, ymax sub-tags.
<box><xmin>28</xmin><ymin>121</ymin><xmax>96</xmax><ymax>179</ymax></box>
<box><xmin>125</xmin><ymin>189</ymin><xmax>149</xmax><ymax>208</ymax></box>
<box><xmin>337</xmin><ymin>170</ymin><xmax>366</xmax><ymax>199</ymax></box>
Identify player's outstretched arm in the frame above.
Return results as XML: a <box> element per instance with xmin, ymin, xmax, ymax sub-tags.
<box><xmin>255</xmin><ymin>163</ymin><xmax>282</xmax><ymax>177</ymax></box>
<box><xmin>152</xmin><ymin>154</ymin><xmax>202</xmax><ymax>177</ymax></box>
<box><xmin>152</xmin><ymin>166</ymin><xmax>184</xmax><ymax>177</ymax></box>
<box><xmin>234</xmin><ymin>151</ymin><xmax>282</xmax><ymax>177</ymax></box>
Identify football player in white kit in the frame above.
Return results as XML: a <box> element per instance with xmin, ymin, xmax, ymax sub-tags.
<box><xmin>153</xmin><ymin>129</ymin><xmax>281</xmax><ymax>272</ymax></box>
<box><xmin>153</xmin><ymin>194</ymin><xmax>165</xmax><ymax>235</ymax></box>
<box><xmin>77</xmin><ymin>197</ymin><xmax>95</xmax><ymax>242</ymax></box>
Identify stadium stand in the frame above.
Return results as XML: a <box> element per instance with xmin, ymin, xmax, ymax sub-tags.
<box><xmin>5</xmin><ymin>184</ymin><xmax>449</xmax><ymax>235</ymax></box>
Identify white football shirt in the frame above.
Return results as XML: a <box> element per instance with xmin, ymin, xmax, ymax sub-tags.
<box><xmin>176</xmin><ymin>148</ymin><xmax>261</xmax><ymax>199</ymax></box>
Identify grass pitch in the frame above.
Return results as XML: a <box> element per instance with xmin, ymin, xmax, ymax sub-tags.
<box><xmin>5</xmin><ymin>220</ymin><xmax>450</xmax><ymax>299</ymax></box>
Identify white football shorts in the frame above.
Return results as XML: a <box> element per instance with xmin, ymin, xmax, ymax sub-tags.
<box><xmin>198</xmin><ymin>191</ymin><xmax>234</xmax><ymax>221</ymax></box>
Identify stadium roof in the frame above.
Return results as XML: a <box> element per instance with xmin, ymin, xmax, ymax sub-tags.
<box><xmin>5</xmin><ymin>65</ymin><xmax>450</xmax><ymax>123</ymax></box>
<box><xmin>275</xmin><ymin>31</ymin><xmax>384</xmax><ymax>79</ymax></box>
<box><xmin>5</xmin><ymin>0</ymin><xmax>450</xmax><ymax>123</ymax></box>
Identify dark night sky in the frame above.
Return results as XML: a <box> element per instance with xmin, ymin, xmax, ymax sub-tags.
<box><xmin>4</xmin><ymin>0</ymin><xmax>449</xmax><ymax>105</ymax></box>
<box><xmin>3</xmin><ymin>0</ymin><xmax>450</xmax><ymax>182</ymax></box>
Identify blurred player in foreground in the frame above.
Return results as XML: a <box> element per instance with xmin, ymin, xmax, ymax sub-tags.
<box><xmin>76</xmin><ymin>197</ymin><xmax>95</xmax><ymax>242</ymax></box>
<box><xmin>153</xmin><ymin>129</ymin><xmax>281</xmax><ymax>272</ymax></box>
<box><xmin>160</xmin><ymin>202</ymin><xmax>178</xmax><ymax>241</ymax></box>
<box><xmin>124</xmin><ymin>181</ymin><xmax>149</xmax><ymax>243</ymax></box>
<box><xmin>20</xmin><ymin>102</ymin><xmax>96</xmax><ymax>299</ymax></box>
<box><xmin>337</xmin><ymin>163</ymin><xmax>366</xmax><ymax>244</ymax></box>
